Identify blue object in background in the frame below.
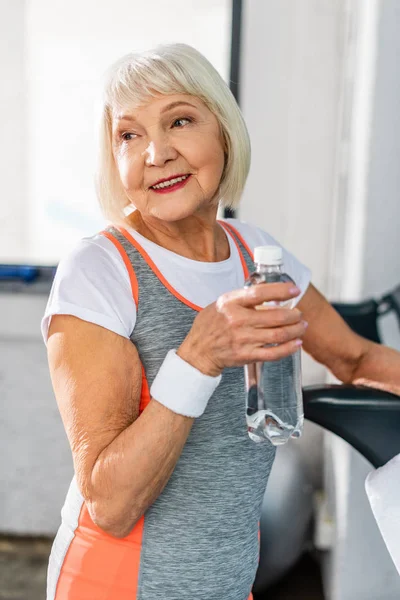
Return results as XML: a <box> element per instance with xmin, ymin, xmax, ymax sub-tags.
<box><xmin>0</xmin><ymin>265</ymin><xmax>39</xmax><ymax>282</ymax></box>
<box><xmin>0</xmin><ymin>265</ymin><xmax>56</xmax><ymax>283</ymax></box>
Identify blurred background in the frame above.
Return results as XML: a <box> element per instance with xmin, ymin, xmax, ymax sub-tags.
<box><xmin>1</xmin><ymin>0</ymin><xmax>400</xmax><ymax>598</ymax></box>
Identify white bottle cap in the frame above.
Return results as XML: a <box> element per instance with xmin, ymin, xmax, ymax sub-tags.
<box><xmin>254</xmin><ymin>245</ymin><xmax>283</xmax><ymax>266</ymax></box>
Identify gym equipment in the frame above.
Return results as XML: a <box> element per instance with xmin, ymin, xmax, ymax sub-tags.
<box><xmin>254</xmin><ymin>283</ymin><xmax>400</xmax><ymax>591</ymax></box>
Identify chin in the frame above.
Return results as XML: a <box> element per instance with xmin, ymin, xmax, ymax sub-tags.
<box><xmin>152</xmin><ymin>198</ymin><xmax>205</xmax><ymax>221</ymax></box>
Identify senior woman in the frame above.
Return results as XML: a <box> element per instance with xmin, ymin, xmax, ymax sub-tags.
<box><xmin>42</xmin><ymin>43</ymin><xmax>400</xmax><ymax>600</ymax></box>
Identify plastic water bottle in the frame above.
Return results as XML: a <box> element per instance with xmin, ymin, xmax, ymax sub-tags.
<box><xmin>244</xmin><ymin>246</ymin><xmax>303</xmax><ymax>445</ymax></box>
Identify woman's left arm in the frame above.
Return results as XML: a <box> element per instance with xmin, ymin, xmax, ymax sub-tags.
<box><xmin>298</xmin><ymin>284</ymin><xmax>400</xmax><ymax>396</ymax></box>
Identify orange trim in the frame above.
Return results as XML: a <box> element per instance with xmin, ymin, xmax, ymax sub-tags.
<box><xmin>102</xmin><ymin>230</ymin><xmax>150</xmax><ymax>414</ymax></box>
<box><xmin>218</xmin><ymin>220</ymin><xmax>255</xmax><ymax>263</ymax></box>
<box><xmin>115</xmin><ymin>223</ymin><xmax>251</xmax><ymax>311</ymax></box>
<box><xmin>102</xmin><ymin>230</ymin><xmax>139</xmax><ymax>308</ymax></box>
<box><xmin>115</xmin><ymin>226</ymin><xmax>203</xmax><ymax>312</ymax></box>
<box><xmin>102</xmin><ymin>230</ymin><xmax>152</xmax><ymax>414</ymax></box>
<box><xmin>218</xmin><ymin>220</ymin><xmax>251</xmax><ymax>280</ymax></box>
<box><xmin>55</xmin><ymin>503</ymin><xmax>144</xmax><ymax>600</ymax></box>
<box><xmin>139</xmin><ymin>364</ymin><xmax>151</xmax><ymax>414</ymax></box>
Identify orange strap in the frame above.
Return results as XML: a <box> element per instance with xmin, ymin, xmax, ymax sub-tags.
<box><xmin>102</xmin><ymin>229</ymin><xmax>139</xmax><ymax>308</ymax></box>
<box><xmin>218</xmin><ymin>219</ymin><xmax>255</xmax><ymax>262</ymax></box>
<box><xmin>115</xmin><ymin>225</ymin><xmax>203</xmax><ymax>312</ymax></box>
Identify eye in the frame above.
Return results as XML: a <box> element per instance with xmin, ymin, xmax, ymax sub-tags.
<box><xmin>121</xmin><ymin>132</ymin><xmax>137</xmax><ymax>141</ymax></box>
<box><xmin>172</xmin><ymin>117</ymin><xmax>193</xmax><ymax>128</ymax></box>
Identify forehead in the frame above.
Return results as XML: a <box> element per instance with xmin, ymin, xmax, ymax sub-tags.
<box><xmin>112</xmin><ymin>94</ymin><xmax>206</xmax><ymax>124</ymax></box>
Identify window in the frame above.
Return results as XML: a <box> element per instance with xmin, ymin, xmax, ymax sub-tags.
<box><xmin>1</xmin><ymin>0</ymin><xmax>231</xmax><ymax>264</ymax></box>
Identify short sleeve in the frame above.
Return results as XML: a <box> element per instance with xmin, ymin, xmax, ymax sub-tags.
<box><xmin>226</xmin><ymin>218</ymin><xmax>312</xmax><ymax>306</ymax></box>
<box><xmin>265</xmin><ymin>232</ymin><xmax>312</xmax><ymax>305</ymax></box>
<box><xmin>41</xmin><ymin>237</ymin><xmax>137</xmax><ymax>346</ymax></box>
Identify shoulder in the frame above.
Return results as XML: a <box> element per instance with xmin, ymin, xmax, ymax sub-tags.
<box><xmin>42</xmin><ymin>231</ymin><xmax>136</xmax><ymax>345</ymax></box>
<box><xmin>57</xmin><ymin>231</ymin><xmax>127</xmax><ymax>275</ymax></box>
<box><xmin>53</xmin><ymin>230</ymin><xmax>135</xmax><ymax>317</ymax></box>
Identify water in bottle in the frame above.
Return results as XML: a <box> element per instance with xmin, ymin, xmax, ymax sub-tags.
<box><xmin>244</xmin><ymin>245</ymin><xmax>304</xmax><ymax>445</ymax></box>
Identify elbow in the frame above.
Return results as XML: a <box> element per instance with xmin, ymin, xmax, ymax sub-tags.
<box><xmin>81</xmin><ymin>468</ymin><xmax>141</xmax><ymax>538</ymax></box>
<box><xmin>97</xmin><ymin>520</ymin><xmax>134</xmax><ymax>540</ymax></box>
<box><xmin>87</xmin><ymin>501</ymin><xmax>139</xmax><ymax>539</ymax></box>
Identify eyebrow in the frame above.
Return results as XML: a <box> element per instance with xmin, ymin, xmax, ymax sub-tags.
<box><xmin>116</xmin><ymin>101</ymin><xmax>199</xmax><ymax>123</ymax></box>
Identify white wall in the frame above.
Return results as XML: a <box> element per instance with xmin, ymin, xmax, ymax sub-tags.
<box><xmin>25</xmin><ymin>0</ymin><xmax>230</xmax><ymax>265</ymax></box>
<box><xmin>363</xmin><ymin>0</ymin><xmax>400</xmax><ymax>353</ymax></box>
<box><xmin>239</xmin><ymin>0</ymin><xmax>348</xmax><ymax>388</ymax></box>
<box><xmin>363</xmin><ymin>0</ymin><xmax>400</xmax><ymax>298</ymax></box>
<box><xmin>239</xmin><ymin>0</ymin><xmax>346</xmax><ymax>293</ymax></box>
<box><xmin>0</xmin><ymin>292</ymin><xmax>72</xmax><ymax>535</ymax></box>
<box><xmin>0</xmin><ymin>0</ymin><xmax>230</xmax><ymax>266</ymax></box>
<box><xmin>0</xmin><ymin>0</ymin><xmax>27</xmax><ymax>263</ymax></box>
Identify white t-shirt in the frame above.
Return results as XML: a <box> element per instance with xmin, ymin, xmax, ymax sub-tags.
<box><xmin>41</xmin><ymin>218</ymin><xmax>311</xmax><ymax>345</ymax></box>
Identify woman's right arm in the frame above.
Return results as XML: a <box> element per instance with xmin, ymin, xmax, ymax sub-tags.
<box><xmin>47</xmin><ymin>314</ymin><xmax>195</xmax><ymax>539</ymax></box>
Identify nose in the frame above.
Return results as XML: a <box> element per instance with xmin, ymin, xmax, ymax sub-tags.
<box><xmin>142</xmin><ymin>135</ymin><xmax>178</xmax><ymax>167</ymax></box>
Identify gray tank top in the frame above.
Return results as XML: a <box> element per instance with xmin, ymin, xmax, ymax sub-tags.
<box><xmin>46</xmin><ymin>220</ymin><xmax>276</xmax><ymax>600</ymax></box>
<box><xmin>109</xmin><ymin>222</ymin><xmax>276</xmax><ymax>599</ymax></box>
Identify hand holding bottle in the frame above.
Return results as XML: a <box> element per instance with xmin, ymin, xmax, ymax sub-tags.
<box><xmin>177</xmin><ymin>281</ymin><xmax>307</xmax><ymax>378</ymax></box>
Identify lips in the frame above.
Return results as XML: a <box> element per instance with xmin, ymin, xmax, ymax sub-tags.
<box><xmin>149</xmin><ymin>173</ymin><xmax>190</xmax><ymax>188</ymax></box>
<box><xmin>150</xmin><ymin>174</ymin><xmax>191</xmax><ymax>194</ymax></box>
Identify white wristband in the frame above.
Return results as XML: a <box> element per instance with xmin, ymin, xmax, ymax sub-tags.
<box><xmin>150</xmin><ymin>349</ymin><xmax>222</xmax><ymax>418</ymax></box>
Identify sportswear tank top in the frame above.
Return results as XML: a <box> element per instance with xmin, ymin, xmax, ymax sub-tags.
<box><xmin>46</xmin><ymin>220</ymin><xmax>276</xmax><ymax>600</ymax></box>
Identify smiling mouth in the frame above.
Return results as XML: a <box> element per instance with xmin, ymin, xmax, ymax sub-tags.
<box><xmin>150</xmin><ymin>174</ymin><xmax>191</xmax><ymax>190</ymax></box>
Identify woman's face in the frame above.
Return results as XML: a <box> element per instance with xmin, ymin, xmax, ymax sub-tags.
<box><xmin>112</xmin><ymin>93</ymin><xmax>226</xmax><ymax>222</ymax></box>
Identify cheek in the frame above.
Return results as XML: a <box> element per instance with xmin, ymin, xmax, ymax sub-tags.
<box><xmin>115</xmin><ymin>151</ymin><xmax>140</xmax><ymax>190</ymax></box>
<box><xmin>201</xmin><ymin>142</ymin><xmax>225</xmax><ymax>182</ymax></box>
<box><xmin>187</xmin><ymin>134</ymin><xmax>225</xmax><ymax>176</ymax></box>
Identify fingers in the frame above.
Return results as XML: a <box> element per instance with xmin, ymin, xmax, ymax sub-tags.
<box><xmin>247</xmin><ymin>306</ymin><xmax>303</xmax><ymax>328</ymax></box>
<box><xmin>249</xmin><ymin>320</ymin><xmax>308</xmax><ymax>346</ymax></box>
<box><xmin>232</xmin><ymin>282</ymin><xmax>301</xmax><ymax>309</ymax></box>
<box><xmin>200</xmin><ymin>283</ymin><xmax>306</xmax><ymax>371</ymax></box>
<box><xmin>249</xmin><ymin>339</ymin><xmax>303</xmax><ymax>363</ymax></box>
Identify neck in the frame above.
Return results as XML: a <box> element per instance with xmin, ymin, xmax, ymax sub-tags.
<box><xmin>126</xmin><ymin>209</ymin><xmax>230</xmax><ymax>263</ymax></box>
